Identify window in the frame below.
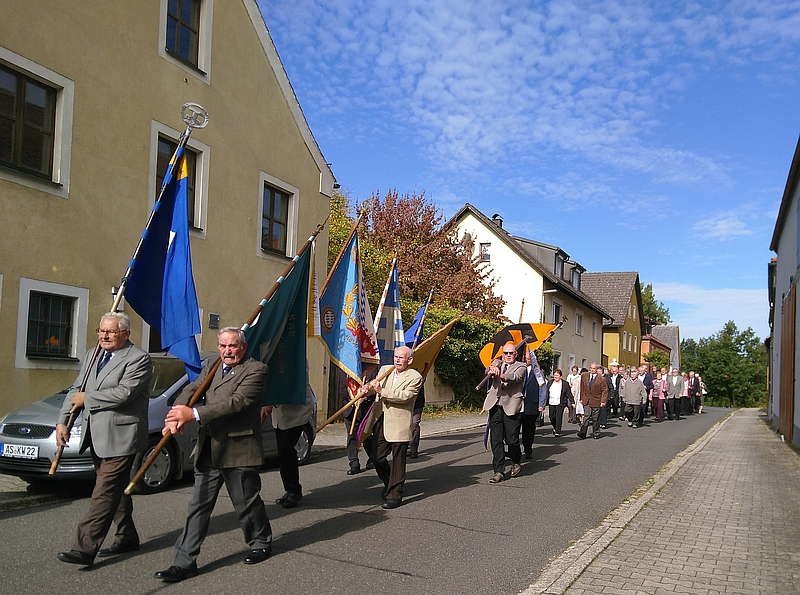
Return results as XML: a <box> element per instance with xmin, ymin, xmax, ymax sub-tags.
<box><xmin>555</xmin><ymin>254</ymin><xmax>565</xmax><ymax>278</ymax></box>
<box><xmin>149</xmin><ymin>121</ymin><xmax>209</xmax><ymax>236</ymax></box>
<box><xmin>581</xmin><ymin>357</ymin><xmax>587</xmax><ymax>369</ymax></box>
<box><xmin>633</xmin><ymin>305</ymin><xmax>637</xmax><ymax>320</ymax></box>
<box><xmin>16</xmin><ymin>278</ymin><xmax>88</xmax><ymax>370</ymax></box>
<box><xmin>575</xmin><ymin>310</ymin><xmax>583</xmax><ymax>336</ymax></box>
<box><xmin>159</xmin><ymin>0</ymin><xmax>213</xmax><ymax>81</ymax></box>
<box><xmin>479</xmin><ymin>243</ymin><xmax>490</xmax><ymax>262</ymax></box>
<box><xmin>166</xmin><ymin>0</ymin><xmax>200</xmax><ymax>66</ymax></box>
<box><xmin>26</xmin><ymin>292</ymin><xmax>74</xmax><ymax>358</ymax></box>
<box><xmin>551</xmin><ymin>300</ymin><xmax>562</xmax><ymax>325</ymax></box>
<box><xmin>0</xmin><ymin>63</ymin><xmax>56</xmax><ymax>179</ymax></box>
<box><xmin>628</xmin><ymin>303</ymin><xmax>632</xmax><ymax>319</ymax></box>
<box><xmin>156</xmin><ymin>136</ymin><xmax>198</xmax><ymax>228</ymax></box>
<box><xmin>553</xmin><ymin>350</ymin><xmax>561</xmax><ymax>372</ymax></box>
<box><xmin>634</xmin><ymin>336</ymin><xmax>638</xmax><ymax>354</ymax></box>
<box><xmin>629</xmin><ymin>333</ymin><xmax>633</xmax><ymax>351</ymax></box>
<box><xmin>571</xmin><ymin>267</ymin><xmax>581</xmax><ymax>290</ymax></box>
<box><xmin>0</xmin><ymin>48</ymin><xmax>74</xmax><ymax>197</ymax></box>
<box><xmin>261</xmin><ymin>183</ymin><xmax>290</xmax><ymax>254</ymax></box>
<box><xmin>592</xmin><ymin>319</ymin><xmax>598</xmax><ymax>341</ymax></box>
<box><xmin>622</xmin><ymin>331</ymin><xmax>627</xmax><ymax>351</ymax></box>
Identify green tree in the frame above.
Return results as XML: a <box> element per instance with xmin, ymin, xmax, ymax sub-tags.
<box><xmin>643</xmin><ymin>350</ymin><xmax>670</xmax><ymax>372</ymax></box>
<box><xmin>679</xmin><ymin>321</ymin><xmax>767</xmax><ymax>407</ymax></box>
<box><xmin>641</xmin><ymin>283</ymin><xmax>671</xmax><ymax>325</ymax></box>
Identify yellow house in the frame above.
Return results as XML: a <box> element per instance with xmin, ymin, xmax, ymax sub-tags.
<box><xmin>581</xmin><ymin>272</ymin><xmax>645</xmax><ymax>370</ymax></box>
<box><xmin>0</xmin><ymin>1</ymin><xmax>334</xmax><ymax>416</ymax></box>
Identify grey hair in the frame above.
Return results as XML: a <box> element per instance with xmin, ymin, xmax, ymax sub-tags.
<box><xmin>218</xmin><ymin>326</ymin><xmax>246</xmax><ymax>345</ymax></box>
<box><xmin>101</xmin><ymin>312</ymin><xmax>130</xmax><ymax>331</ymax></box>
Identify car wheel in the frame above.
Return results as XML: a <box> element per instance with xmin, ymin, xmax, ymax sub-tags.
<box><xmin>295</xmin><ymin>426</ymin><xmax>313</xmax><ymax>465</ymax></box>
<box><xmin>132</xmin><ymin>435</ymin><xmax>177</xmax><ymax>495</ymax></box>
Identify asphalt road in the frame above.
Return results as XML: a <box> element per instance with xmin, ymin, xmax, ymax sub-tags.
<box><xmin>0</xmin><ymin>408</ymin><xmax>728</xmax><ymax>595</ymax></box>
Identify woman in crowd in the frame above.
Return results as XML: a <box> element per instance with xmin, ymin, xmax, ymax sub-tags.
<box><xmin>680</xmin><ymin>372</ymin><xmax>692</xmax><ymax>416</ymax></box>
<box><xmin>546</xmin><ymin>369</ymin><xmax>572</xmax><ymax>437</ymax></box>
<box><xmin>566</xmin><ymin>365</ymin><xmax>580</xmax><ymax>423</ymax></box>
<box><xmin>570</xmin><ymin>367</ymin><xmax>586</xmax><ymax>426</ymax></box>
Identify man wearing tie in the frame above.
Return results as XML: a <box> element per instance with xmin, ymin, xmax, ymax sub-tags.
<box><xmin>577</xmin><ymin>362</ymin><xmax>608</xmax><ymax>440</ymax></box>
<box><xmin>56</xmin><ymin>312</ymin><xmax>152</xmax><ymax>566</ymax></box>
<box><xmin>154</xmin><ymin>327</ymin><xmax>272</xmax><ymax>582</ymax></box>
<box><xmin>483</xmin><ymin>342</ymin><xmax>527</xmax><ymax>483</ymax></box>
<box><xmin>521</xmin><ymin>349</ymin><xmax>547</xmax><ymax>459</ymax></box>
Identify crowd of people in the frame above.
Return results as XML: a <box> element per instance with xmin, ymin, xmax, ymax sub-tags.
<box><xmin>480</xmin><ymin>342</ymin><xmax>709</xmax><ymax>482</ymax></box>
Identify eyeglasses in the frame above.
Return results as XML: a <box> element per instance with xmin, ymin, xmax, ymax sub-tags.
<box><xmin>502</xmin><ymin>351</ymin><xmax>516</xmax><ymax>355</ymax></box>
<box><xmin>96</xmin><ymin>328</ymin><xmax>123</xmax><ymax>335</ymax></box>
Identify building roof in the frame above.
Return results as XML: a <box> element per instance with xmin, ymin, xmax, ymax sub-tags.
<box><xmin>650</xmin><ymin>325</ymin><xmax>680</xmax><ymax>350</ymax></box>
<box><xmin>448</xmin><ymin>203</ymin><xmax>613</xmax><ymax>320</ymax></box>
<box><xmin>580</xmin><ymin>272</ymin><xmax>642</xmax><ymax>330</ymax></box>
<box><xmin>770</xmin><ymin>135</ymin><xmax>800</xmax><ymax>252</ymax></box>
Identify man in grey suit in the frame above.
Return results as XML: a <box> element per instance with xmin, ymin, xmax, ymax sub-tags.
<box><xmin>154</xmin><ymin>327</ymin><xmax>272</xmax><ymax>583</ymax></box>
<box><xmin>666</xmin><ymin>368</ymin><xmax>685</xmax><ymax>421</ymax></box>
<box><xmin>483</xmin><ymin>342</ymin><xmax>527</xmax><ymax>483</ymax></box>
<box><xmin>56</xmin><ymin>312</ymin><xmax>152</xmax><ymax>566</ymax></box>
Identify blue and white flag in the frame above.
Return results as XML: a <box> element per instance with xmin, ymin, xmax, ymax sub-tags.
<box><xmin>126</xmin><ymin>147</ymin><xmax>202</xmax><ymax>379</ymax></box>
<box><xmin>374</xmin><ymin>258</ymin><xmax>405</xmax><ymax>365</ymax></box>
<box><xmin>404</xmin><ymin>288</ymin><xmax>433</xmax><ymax>349</ymax></box>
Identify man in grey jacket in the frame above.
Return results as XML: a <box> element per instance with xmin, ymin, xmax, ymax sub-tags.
<box><xmin>622</xmin><ymin>368</ymin><xmax>647</xmax><ymax>429</ymax></box>
<box><xmin>56</xmin><ymin>312</ymin><xmax>152</xmax><ymax>566</ymax></box>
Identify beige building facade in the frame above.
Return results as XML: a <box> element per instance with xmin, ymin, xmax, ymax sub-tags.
<box><xmin>0</xmin><ymin>1</ymin><xmax>333</xmax><ymax>416</ymax></box>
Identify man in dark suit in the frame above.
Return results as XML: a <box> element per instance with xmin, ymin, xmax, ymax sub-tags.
<box><xmin>521</xmin><ymin>349</ymin><xmax>546</xmax><ymax>459</ymax></box>
<box><xmin>154</xmin><ymin>327</ymin><xmax>272</xmax><ymax>583</ymax></box>
<box><xmin>577</xmin><ymin>362</ymin><xmax>608</xmax><ymax>440</ymax></box>
<box><xmin>483</xmin><ymin>342</ymin><xmax>527</xmax><ymax>482</ymax></box>
<box><xmin>56</xmin><ymin>312</ymin><xmax>152</xmax><ymax>566</ymax></box>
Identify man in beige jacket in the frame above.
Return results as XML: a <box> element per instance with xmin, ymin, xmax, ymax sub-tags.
<box><xmin>367</xmin><ymin>346</ymin><xmax>423</xmax><ymax>509</ymax></box>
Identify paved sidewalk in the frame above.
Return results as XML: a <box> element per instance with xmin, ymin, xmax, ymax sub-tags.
<box><xmin>523</xmin><ymin>408</ymin><xmax>800</xmax><ymax>595</ymax></box>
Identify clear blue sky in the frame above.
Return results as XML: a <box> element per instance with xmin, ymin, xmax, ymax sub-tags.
<box><xmin>257</xmin><ymin>0</ymin><xmax>800</xmax><ymax>341</ymax></box>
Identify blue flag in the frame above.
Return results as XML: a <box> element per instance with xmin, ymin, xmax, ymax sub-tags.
<box><xmin>404</xmin><ymin>289</ymin><xmax>433</xmax><ymax>348</ymax></box>
<box><xmin>318</xmin><ymin>232</ymin><xmax>379</xmax><ymax>383</ymax></box>
<box><xmin>126</xmin><ymin>147</ymin><xmax>202</xmax><ymax>379</ymax></box>
<box><xmin>375</xmin><ymin>258</ymin><xmax>404</xmax><ymax>365</ymax></box>
<box><xmin>243</xmin><ymin>247</ymin><xmax>311</xmax><ymax>405</ymax></box>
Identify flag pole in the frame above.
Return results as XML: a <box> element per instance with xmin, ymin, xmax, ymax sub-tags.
<box><xmin>410</xmin><ymin>289</ymin><xmax>434</xmax><ymax>349</ymax></box>
<box><xmin>125</xmin><ymin>218</ymin><xmax>328</xmax><ymax>494</ymax></box>
<box><xmin>50</xmin><ymin>103</ymin><xmax>209</xmax><ymax>476</ymax></box>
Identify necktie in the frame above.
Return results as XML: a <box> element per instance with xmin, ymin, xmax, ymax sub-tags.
<box><xmin>97</xmin><ymin>351</ymin><xmax>111</xmax><ymax>374</ymax></box>
<box><xmin>502</xmin><ymin>364</ymin><xmax>508</xmax><ymax>375</ymax></box>
<box><xmin>222</xmin><ymin>365</ymin><xmax>230</xmax><ymax>378</ymax></box>
<box><xmin>590</xmin><ymin>374</ymin><xmax>594</xmax><ymax>389</ymax></box>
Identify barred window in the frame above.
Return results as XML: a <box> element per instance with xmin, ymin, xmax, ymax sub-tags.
<box><xmin>26</xmin><ymin>292</ymin><xmax>74</xmax><ymax>359</ymax></box>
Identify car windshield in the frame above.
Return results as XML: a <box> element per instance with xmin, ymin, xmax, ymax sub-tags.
<box><xmin>150</xmin><ymin>358</ymin><xmax>188</xmax><ymax>397</ymax></box>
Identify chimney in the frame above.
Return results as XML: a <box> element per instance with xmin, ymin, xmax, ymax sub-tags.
<box><xmin>491</xmin><ymin>213</ymin><xmax>503</xmax><ymax>228</ymax></box>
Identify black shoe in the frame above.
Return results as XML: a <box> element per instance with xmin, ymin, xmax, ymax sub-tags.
<box><xmin>98</xmin><ymin>541</ymin><xmax>140</xmax><ymax>557</ymax></box>
<box><xmin>409</xmin><ymin>452</ymin><xmax>418</xmax><ymax>459</ymax></box>
<box><xmin>381</xmin><ymin>499</ymin><xmax>402</xmax><ymax>509</ymax></box>
<box><xmin>154</xmin><ymin>565</ymin><xmax>198</xmax><ymax>582</ymax></box>
<box><xmin>275</xmin><ymin>492</ymin><xmax>290</xmax><ymax>505</ymax></box>
<box><xmin>577</xmin><ymin>433</ymin><xmax>586</xmax><ymax>440</ymax></box>
<box><xmin>524</xmin><ymin>452</ymin><xmax>532</xmax><ymax>459</ymax></box>
<box><xmin>281</xmin><ymin>492</ymin><xmax>302</xmax><ymax>509</ymax></box>
<box><xmin>57</xmin><ymin>550</ymin><xmax>94</xmax><ymax>566</ymax></box>
<box><xmin>593</xmin><ymin>434</ymin><xmax>600</xmax><ymax>440</ymax></box>
<box><xmin>346</xmin><ymin>466</ymin><xmax>361</xmax><ymax>475</ymax></box>
<box><xmin>243</xmin><ymin>546</ymin><xmax>271</xmax><ymax>565</ymax></box>
<box><xmin>365</xmin><ymin>460</ymin><xmax>375</xmax><ymax>470</ymax></box>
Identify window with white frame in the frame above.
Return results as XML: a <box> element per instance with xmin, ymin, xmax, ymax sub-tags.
<box><xmin>551</xmin><ymin>299</ymin><xmax>562</xmax><ymax>325</ymax></box>
<box><xmin>634</xmin><ymin>336</ymin><xmax>638</xmax><ymax>353</ymax></box>
<box><xmin>149</xmin><ymin>121</ymin><xmax>209</xmax><ymax>237</ymax></box>
<box><xmin>16</xmin><ymin>278</ymin><xmax>88</xmax><ymax>370</ymax></box>
<box><xmin>633</xmin><ymin>305</ymin><xmax>637</xmax><ymax>320</ymax></box>
<box><xmin>575</xmin><ymin>310</ymin><xmax>583</xmax><ymax>336</ymax></box>
<box><xmin>258</xmin><ymin>172</ymin><xmax>297</xmax><ymax>259</ymax></box>
<box><xmin>159</xmin><ymin>0</ymin><xmax>214</xmax><ymax>82</ymax></box>
<box><xmin>553</xmin><ymin>350</ymin><xmax>561</xmax><ymax>372</ymax></box>
<box><xmin>479</xmin><ymin>242</ymin><xmax>490</xmax><ymax>262</ymax></box>
<box><xmin>592</xmin><ymin>318</ymin><xmax>598</xmax><ymax>341</ymax></box>
<box><xmin>622</xmin><ymin>331</ymin><xmax>627</xmax><ymax>351</ymax></box>
<box><xmin>581</xmin><ymin>357</ymin><xmax>587</xmax><ymax>369</ymax></box>
<box><xmin>555</xmin><ymin>253</ymin><xmax>565</xmax><ymax>278</ymax></box>
<box><xmin>0</xmin><ymin>47</ymin><xmax>74</xmax><ymax>198</ymax></box>
<box><xmin>568</xmin><ymin>353</ymin><xmax>576</xmax><ymax>370</ymax></box>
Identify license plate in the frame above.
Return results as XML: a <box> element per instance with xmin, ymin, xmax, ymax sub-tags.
<box><xmin>0</xmin><ymin>444</ymin><xmax>39</xmax><ymax>459</ymax></box>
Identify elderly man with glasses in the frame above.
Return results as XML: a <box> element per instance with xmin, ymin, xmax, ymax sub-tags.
<box><xmin>56</xmin><ymin>312</ymin><xmax>152</xmax><ymax>567</ymax></box>
<box><xmin>482</xmin><ymin>342</ymin><xmax>528</xmax><ymax>483</ymax></box>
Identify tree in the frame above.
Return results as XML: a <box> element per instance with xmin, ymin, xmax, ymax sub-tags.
<box><xmin>643</xmin><ymin>349</ymin><xmax>670</xmax><ymax>372</ymax></box>
<box><xmin>641</xmin><ymin>283</ymin><xmax>671</xmax><ymax>325</ymax></box>
<box><xmin>679</xmin><ymin>321</ymin><xmax>767</xmax><ymax>407</ymax></box>
<box><xmin>367</xmin><ymin>189</ymin><xmax>505</xmax><ymax>320</ymax></box>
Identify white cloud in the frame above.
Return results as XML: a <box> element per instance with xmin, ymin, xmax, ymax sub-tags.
<box><xmin>652</xmin><ymin>282</ymin><xmax>768</xmax><ymax>340</ymax></box>
<box><xmin>692</xmin><ymin>214</ymin><xmax>753</xmax><ymax>240</ymax></box>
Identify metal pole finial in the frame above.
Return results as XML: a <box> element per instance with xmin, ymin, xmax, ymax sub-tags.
<box><xmin>181</xmin><ymin>102</ymin><xmax>209</xmax><ymax>129</ymax></box>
